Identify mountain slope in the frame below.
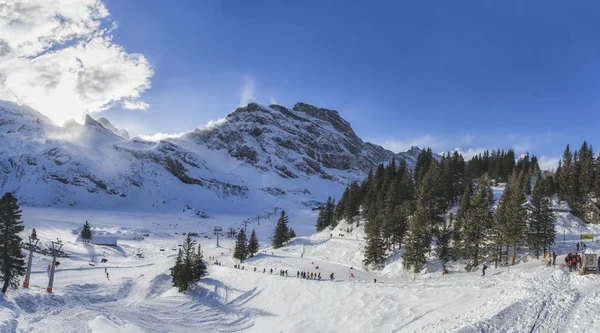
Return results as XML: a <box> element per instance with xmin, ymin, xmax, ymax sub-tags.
<box><xmin>0</xmin><ymin>100</ymin><xmax>425</xmax><ymax>213</ymax></box>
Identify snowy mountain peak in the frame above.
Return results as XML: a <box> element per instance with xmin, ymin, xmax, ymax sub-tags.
<box><xmin>0</xmin><ymin>99</ymin><xmax>431</xmax><ymax>211</ymax></box>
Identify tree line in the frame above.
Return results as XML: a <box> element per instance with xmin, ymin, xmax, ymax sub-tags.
<box><xmin>556</xmin><ymin>141</ymin><xmax>600</xmax><ymax>217</ymax></box>
<box><xmin>318</xmin><ymin>145</ymin><xmax>562</xmax><ymax>273</ymax></box>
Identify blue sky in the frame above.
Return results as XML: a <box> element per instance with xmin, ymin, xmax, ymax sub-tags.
<box><xmin>7</xmin><ymin>0</ymin><xmax>600</xmax><ymax>169</ymax></box>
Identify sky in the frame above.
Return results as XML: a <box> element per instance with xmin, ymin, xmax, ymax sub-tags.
<box><xmin>2</xmin><ymin>0</ymin><xmax>600</xmax><ymax>169</ymax></box>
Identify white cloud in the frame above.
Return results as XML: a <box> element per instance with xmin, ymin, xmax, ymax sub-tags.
<box><xmin>269</xmin><ymin>97</ymin><xmax>278</xmax><ymax>105</ymax></box>
<box><xmin>138</xmin><ymin>132</ymin><xmax>186</xmax><ymax>142</ymax></box>
<box><xmin>202</xmin><ymin>117</ymin><xmax>228</xmax><ymax>130</ymax></box>
<box><xmin>538</xmin><ymin>156</ymin><xmax>560</xmax><ymax>171</ymax></box>
<box><xmin>239</xmin><ymin>77</ymin><xmax>256</xmax><ymax>107</ymax></box>
<box><xmin>451</xmin><ymin>147</ymin><xmax>489</xmax><ymax>160</ymax></box>
<box><xmin>0</xmin><ymin>0</ymin><xmax>153</xmax><ymax>125</ymax></box>
<box><xmin>122</xmin><ymin>100</ymin><xmax>149</xmax><ymax>110</ymax></box>
<box><xmin>379</xmin><ymin>135</ymin><xmax>442</xmax><ymax>153</ymax></box>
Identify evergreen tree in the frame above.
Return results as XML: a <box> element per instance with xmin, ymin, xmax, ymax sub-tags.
<box><xmin>247</xmin><ymin>229</ymin><xmax>259</xmax><ymax>257</ymax></box>
<box><xmin>194</xmin><ymin>243</ymin><xmax>207</xmax><ymax>280</ymax></box>
<box><xmin>435</xmin><ymin>214</ymin><xmax>452</xmax><ymax>273</ymax></box>
<box><xmin>171</xmin><ymin>249</ymin><xmax>184</xmax><ymax>289</ymax></box>
<box><xmin>460</xmin><ymin>178</ymin><xmax>494</xmax><ymax>271</ymax></box>
<box><xmin>363</xmin><ymin>224</ymin><xmax>386</xmax><ymax>269</ymax></box>
<box><xmin>558</xmin><ymin>144</ymin><xmax>573</xmax><ymax>202</ymax></box>
<box><xmin>272</xmin><ymin>210</ymin><xmax>290</xmax><ymax>249</ymax></box>
<box><xmin>233</xmin><ymin>229</ymin><xmax>248</xmax><ymax>262</ymax></box>
<box><xmin>0</xmin><ymin>193</ymin><xmax>26</xmax><ymax>293</ymax></box>
<box><xmin>528</xmin><ymin>178</ymin><xmax>556</xmax><ymax>258</ymax></box>
<box><xmin>315</xmin><ymin>208</ymin><xmax>326</xmax><ymax>232</ymax></box>
<box><xmin>403</xmin><ymin>166</ymin><xmax>445</xmax><ymax>273</ymax></box>
<box><xmin>402</xmin><ymin>207</ymin><xmax>430</xmax><ymax>273</ymax></box>
<box><xmin>452</xmin><ymin>181</ymin><xmax>473</xmax><ymax>259</ymax></box>
<box><xmin>172</xmin><ymin>234</ymin><xmax>204</xmax><ymax>292</ymax></box>
<box><xmin>579</xmin><ymin>141</ymin><xmax>595</xmax><ymax>196</ymax></box>
<box><xmin>499</xmin><ymin>171</ymin><xmax>528</xmax><ymax>265</ymax></box>
<box><xmin>81</xmin><ymin>220</ymin><xmax>92</xmax><ymax>243</ymax></box>
<box><xmin>31</xmin><ymin>228</ymin><xmax>37</xmax><ymax>240</ymax></box>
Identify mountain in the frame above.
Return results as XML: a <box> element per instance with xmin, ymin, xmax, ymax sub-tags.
<box><xmin>0</xmin><ymin>100</ymin><xmax>428</xmax><ymax>213</ymax></box>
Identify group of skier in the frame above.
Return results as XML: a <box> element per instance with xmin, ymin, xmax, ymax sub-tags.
<box><xmin>297</xmin><ymin>270</ymin><xmax>321</xmax><ymax>280</ymax></box>
<box><xmin>565</xmin><ymin>252</ymin><xmax>582</xmax><ymax>272</ymax></box>
<box><xmin>228</xmin><ymin>262</ymin><xmax>335</xmax><ymax>281</ymax></box>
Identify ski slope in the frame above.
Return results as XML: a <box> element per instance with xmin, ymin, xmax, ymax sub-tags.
<box><xmin>2</xmin><ymin>206</ymin><xmax>600</xmax><ymax>332</ymax></box>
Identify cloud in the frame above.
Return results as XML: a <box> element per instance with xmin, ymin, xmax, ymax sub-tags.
<box><xmin>0</xmin><ymin>0</ymin><xmax>153</xmax><ymax>125</ymax></box>
<box><xmin>202</xmin><ymin>117</ymin><xmax>228</xmax><ymax>130</ymax></box>
<box><xmin>451</xmin><ymin>147</ymin><xmax>490</xmax><ymax>160</ymax></box>
<box><xmin>239</xmin><ymin>77</ymin><xmax>256</xmax><ymax>106</ymax></box>
<box><xmin>380</xmin><ymin>135</ymin><xmax>443</xmax><ymax>153</ymax></box>
<box><xmin>538</xmin><ymin>156</ymin><xmax>560</xmax><ymax>171</ymax></box>
<box><xmin>138</xmin><ymin>132</ymin><xmax>186</xmax><ymax>142</ymax></box>
<box><xmin>269</xmin><ymin>97</ymin><xmax>278</xmax><ymax>105</ymax></box>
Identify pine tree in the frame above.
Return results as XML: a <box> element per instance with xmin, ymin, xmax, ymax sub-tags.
<box><xmin>171</xmin><ymin>249</ymin><xmax>184</xmax><ymax>289</ymax></box>
<box><xmin>81</xmin><ymin>220</ymin><xmax>92</xmax><ymax>243</ymax></box>
<box><xmin>0</xmin><ymin>193</ymin><xmax>26</xmax><ymax>293</ymax></box>
<box><xmin>579</xmin><ymin>141</ymin><xmax>595</xmax><ymax>196</ymax></box>
<box><xmin>233</xmin><ymin>229</ymin><xmax>248</xmax><ymax>262</ymax></box>
<box><xmin>528</xmin><ymin>178</ymin><xmax>556</xmax><ymax>258</ymax></box>
<box><xmin>402</xmin><ymin>207</ymin><xmax>430</xmax><ymax>273</ymax></box>
<box><xmin>501</xmin><ymin>171</ymin><xmax>528</xmax><ymax>265</ymax></box>
<box><xmin>452</xmin><ymin>180</ymin><xmax>473</xmax><ymax>259</ymax></box>
<box><xmin>363</xmin><ymin>224</ymin><xmax>386</xmax><ymax>269</ymax></box>
<box><xmin>435</xmin><ymin>214</ymin><xmax>452</xmax><ymax>273</ymax></box>
<box><xmin>247</xmin><ymin>229</ymin><xmax>259</xmax><ymax>257</ymax></box>
<box><xmin>31</xmin><ymin>228</ymin><xmax>37</xmax><ymax>240</ymax></box>
<box><xmin>194</xmin><ymin>244</ymin><xmax>207</xmax><ymax>280</ymax></box>
<box><xmin>172</xmin><ymin>234</ymin><xmax>203</xmax><ymax>292</ymax></box>
<box><xmin>558</xmin><ymin>144</ymin><xmax>573</xmax><ymax>203</ymax></box>
<box><xmin>460</xmin><ymin>178</ymin><xmax>494</xmax><ymax>271</ymax></box>
<box><xmin>272</xmin><ymin>210</ymin><xmax>290</xmax><ymax>249</ymax></box>
<box><xmin>315</xmin><ymin>208</ymin><xmax>326</xmax><ymax>232</ymax></box>
<box><xmin>288</xmin><ymin>228</ymin><xmax>297</xmax><ymax>239</ymax></box>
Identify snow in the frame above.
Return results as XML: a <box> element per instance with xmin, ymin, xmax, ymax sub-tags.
<box><xmin>1</xmin><ymin>202</ymin><xmax>600</xmax><ymax>332</ymax></box>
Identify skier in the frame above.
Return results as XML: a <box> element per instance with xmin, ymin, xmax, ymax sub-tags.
<box><xmin>254</xmin><ymin>267</ymin><xmax>256</xmax><ymax>272</ymax></box>
<box><xmin>270</xmin><ymin>268</ymin><xmax>273</xmax><ymax>274</ymax></box>
<box><xmin>552</xmin><ymin>252</ymin><xmax>557</xmax><ymax>267</ymax></box>
<box><xmin>597</xmin><ymin>256</ymin><xmax>600</xmax><ymax>275</ymax></box>
<box><xmin>330</xmin><ymin>273</ymin><xmax>334</xmax><ymax>281</ymax></box>
<box><xmin>318</xmin><ymin>273</ymin><xmax>321</xmax><ymax>280</ymax></box>
<box><xmin>106</xmin><ymin>272</ymin><xmax>110</xmax><ymax>280</ymax></box>
<box><xmin>263</xmin><ymin>268</ymin><xmax>266</xmax><ymax>273</ymax></box>
<box><xmin>576</xmin><ymin>242</ymin><xmax>580</xmax><ymax>252</ymax></box>
<box><xmin>374</xmin><ymin>278</ymin><xmax>377</xmax><ymax>283</ymax></box>
<box><xmin>546</xmin><ymin>257</ymin><xmax>552</xmax><ymax>267</ymax></box>
<box><xmin>481</xmin><ymin>264</ymin><xmax>488</xmax><ymax>277</ymax></box>
<box><xmin>297</xmin><ymin>271</ymin><xmax>300</xmax><ymax>278</ymax></box>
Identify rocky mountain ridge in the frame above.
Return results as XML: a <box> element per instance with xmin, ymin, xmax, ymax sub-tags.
<box><xmin>0</xmin><ymin>100</ymin><xmax>428</xmax><ymax>213</ymax></box>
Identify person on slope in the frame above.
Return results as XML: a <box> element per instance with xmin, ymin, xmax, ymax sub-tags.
<box><xmin>297</xmin><ymin>271</ymin><xmax>300</xmax><ymax>278</ymax></box>
<box><xmin>552</xmin><ymin>252</ymin><xmax>557</xmax><ymax>267</ymax></box>
<box><xmin>597</xmin><ymin>256</ymin><xmax>600</xmax><ymax>275</ymax></box>
<box><xmin>576</xmin><ymin>242</ymin><xmax>580</xmax><ymax>252</ymax></box>
<box><xmin>566</xmin><ymin>253</ymin><xmax>573</xmax><ymax>272</ymax></box>
<box><xmin>330</xmin><ymin>273</ymin><xmax>334</xmax><ymax>281</ymax></box>
<box><xmin>481</xmin><ymin>264</ymin><xmax>488</xmax><ymax>277</ymax></box>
